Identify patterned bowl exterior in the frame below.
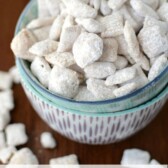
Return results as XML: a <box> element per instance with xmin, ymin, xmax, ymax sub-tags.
<box><xmin>20</xmin><ymin>76</ymin><xmax>168</xmax><ymax>144</ymax></box>
<box><xmin>15</xmin><ymin>0</ymin><xmax>168</xmax><ymax>113</ymax></box>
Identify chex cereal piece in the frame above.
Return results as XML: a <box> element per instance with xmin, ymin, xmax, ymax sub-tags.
<box><xmin>26</xmin><ymin>17</ymin><xmax>55</xmax><ymax>30</ymax></box>
<box><xmin>9</xmin><ymin>66</ymin><xmax>20</xmax><ymax>84</ymax></box>
<box><xmin>124</xmin><ymin>21</ymin><xmax>141</xmax><ymax>62</ymax></box>
<box><xmin>45</xmin><ymin>0</ymin><xmax>61</xmax><ymax>17</ymax></box>
<box><xmin>115</xmin><ymin>35</ymin><xmax>135</xmax><ymax>64</ymax></box>
<box><xmin>148</xmin><ymin>54</ymin><xmax>168</xmax><ymax>81</ymax></box>
<box><xmin>0</xmin><ymin>146</ymin><xmax>16</xmax><ymax>164</ymax></box>
<box><xmin>138</xmin><ymin>26</ymin><xmax>168</xmax><ymax>58</ymax></box>
<box><xmin>113</xmin><ymin>82</ymin><xmax>137</xmax><ymax>97</ymax></box>
<box><xmin>101</xmin><ymin>12</ymin><xmax>124</xmax><ymax>38</ymax></box>
<box><xmin>119</xmin><ymin>5</ymin><xmax>141</xmax><ymax>32</ymax></box>
<box><xmin>150</xmin><ymin>159</ymin><xmax>160</xmax><ymax>165</ymax></box>
<box><xmin>75</xmin><ymin>18</ymin><xmax>104</xmax><ymax>33</ymax></box>
<box><xmin>100</xmin><ymin>0</ymin><xmax>112</xmax><ymax>16</ymax></box>
<box><xmin>144</xmin><ymin>16</ymin><xmax>168</xmax><ymax>33</ymax></box>
<box><xmin>124</xmin><ymin>64</ymin><xmax>149</xmax><ymax>89</ymax></box>
<box><xmin>121</xmin><ymin>148</ymin><xmax>151</xmax><ymax>165</ymax></box>
<box><xmin>49</xmin><ymin>66</ymin><xmax>80</xmax><ymax>98</ymax></box>
<box><xmin>50</xmin><ymin>154</ymin><xmax>79</xmax><ymax>165</ymax></box>
<box><xmin>0</xmin><ymin>90</ymin><xmax>14</xmax><ymax>111</ymax></box>
<box><xmin>100</xmin><ymin>38</ymin><xmax>118</xmax><ymax>62</ymax></box>
<box><xmin>113</xmin><ymin>56</ymin><xmax>128</xmax><ymax>70</ymax></box>
<box><xmin>5</xmin><ymin>123</ymin><xmax>28</xmax><ymax>146</ymax></box>
<box><xmin>73</xmin><ymin>32</ymin><xmax>103</xmax><ymax>68</ymax></box>
<box><xmin>31</xmin><ymin>57</ymin><xmax>51</xmax><ymax>88</ymax></box>
<box><xmin>62</xmin><ymin>0</ymin><xmax>97</xmax><ymax>18</ymax></box>
<box><xmin>105</xmin><ymin>67</ymin><xmax>137</xmax><ymax>86</ymax></box>
<box><xmin>0</xmin><ymin>71</ymin><xmax>13</xmax><ymax>90</ymax></box>
<box><xmin>49</xmin><ymin>15</ymin><xmax>65</xmax><ymax>40</ymax></box>
<box><xmin>0</xmin><ymin>110</ymin><xmax>11</xmax><ymax>131</ymax></box>
<box><xmin>108</xmin><ymin>0</ymin><xmax>128</xmax><ymax>10</ymax></box>
<box><xmin>142</xmin><ymin>0</ymin><xmax>159</xmax><ymax>10</ymax></box>
<box><xmin>40</xmin><ymin>132</ymin><xmax>57</xmax><ymax>149</ymax></box>
<box><xmin>84</xmin><ymin>62</ymin><xmax>116</xmax><ymax>79</ymax></box>
<box><xmin>29</xmin><ymin>39</ymin><xmax>59</xmax><ymax>56</ymax></box>
<box><xmin>130</xmin><ymin>0</ymin><xmax>159</xmax><ymax>19</ymax></box>
<box><xmin>127</xmin><ymin>5</ymin><xmax>144</xmax><ymax>30</ymax></box>
<box><xmin>74</xmin><ymin>86</ymin><xmax>97</xmax><ymax>101</ymax></box>
<box><xmin>62</xmin><ymin>15</ymin><xmax>74</xmax><ymax>30</ymax></box>
<box><xmin>8</xmin><ymin>148</ymin><xmax>39</xmax><ymax>165</ymax></box>
<box><xmin>11</xmin><ymin>29</ymin><xmax>37</xmax><ymax>60</ymax></box>
<box><xmin>45</xmin><ymin>52</ymin><xmax>75</xmax><ymax>68</ymax></box>
<box><xmin>57</xmin><ymin>25</ymin><xmax>81</xmax><ymax>53</ymax></box>
<box><xmin>31</xmin><ymin>26</ymin><xmax>51</xmax><ymax>41</ymax></box>
<box><xmin>87</xmin><ymin>78</ymin><xmax>117</xmax><ymax>100</ymax></box>
<box><xmin>157</xmin><ymin>2</ymin><xmax>168</xmax><ymax>22</ymax></box>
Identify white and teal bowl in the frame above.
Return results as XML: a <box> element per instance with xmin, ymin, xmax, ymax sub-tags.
<box><xmin>15</xmin><ymin>0</ymin><xmax>168</xmax><ymax>113</ymax></box>
<box><xmin>20</xmin><ymin>69</ymin><xmax>168</xmax><ymax>144</ymax></box>
<box><xmin>15</xmin><ymin>0</ymin><xmax>168</xmax><ymax>144</ymax></box>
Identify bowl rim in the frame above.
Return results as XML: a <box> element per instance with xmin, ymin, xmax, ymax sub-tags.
<box><xmin>21</xmin><ymin>70</ymin><xmax>168</xmax><ymax>117</ymax></box>
<box><xmin>16</xmin><ymin>0</ymin><xmax>168</xmax><ymax>105</ymax></box>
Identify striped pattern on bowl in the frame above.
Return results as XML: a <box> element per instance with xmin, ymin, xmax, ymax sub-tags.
<box><xmin>21</xmin><ymin>78</ymin><xmax>168</xmax><ymax>144</ymax></box>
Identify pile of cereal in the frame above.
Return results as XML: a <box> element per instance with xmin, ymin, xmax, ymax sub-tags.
<box><xmin>11</xmin><ymin>0</ymin><xmax>168</xmax><ymax>101</ymax></box>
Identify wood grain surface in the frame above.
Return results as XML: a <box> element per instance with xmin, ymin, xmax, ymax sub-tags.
<box><xmin>0</xmin><ymin>0</ymin><xmax>167</xmax><ymax>164</ymax></box>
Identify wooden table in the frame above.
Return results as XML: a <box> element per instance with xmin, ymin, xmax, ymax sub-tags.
<box><xmin>0</xmin><ymin>0</ymin><xmax>168</xmax><ymax>164</ymax></box>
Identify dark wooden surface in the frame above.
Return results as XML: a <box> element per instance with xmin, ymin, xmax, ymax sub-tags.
<box><xmin>0</xmin><ymin>0</ymin><xmax>168</xmax><ymax>164</ymax></box>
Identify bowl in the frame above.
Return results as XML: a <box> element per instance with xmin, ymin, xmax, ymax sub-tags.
<box><xmin>15</xmin><ymin>0</ymin><xmax>168</xmax><ymax>113</ymax></box>
<box><xmin>19</xmin><ymin>66</ymin><xmax>168</xmax><ymax>144</ymax></box>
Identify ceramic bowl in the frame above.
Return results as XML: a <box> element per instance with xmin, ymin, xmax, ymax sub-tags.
<box><xmin>19</xmin><ymin>68</ymin><xmax>168</xmax><ymax>144</ymax></box>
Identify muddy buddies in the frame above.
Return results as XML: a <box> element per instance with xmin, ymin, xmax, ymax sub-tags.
<box><xmin>11</xmin><ymin>0</ymin><xmax>168</xmax><ymax>101</ymax></box>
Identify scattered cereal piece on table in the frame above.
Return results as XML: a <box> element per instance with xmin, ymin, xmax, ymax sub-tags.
<box><xmin>49</xmin><ymin>154</ymin><xmax>79</xmax><ymax>165</ymax></box>
<box><xmin>9</xmin><ymin>66</ymin><xmax>21</xmax><ymax>84</ymax></box>
<box><xmin>121</xmin><ymin>148</ymin><xmax>151</xmax><ymax>165</ymax></box>
<box><xmin>8</xmin><ymin>148</ymin><xmax>39</xmax><ymax>165</ymax></box>
<box><xmin>5</xmin><ymin>123</ymin><xmax>28</xmax><ymax>147</ymax></box>
<box><xmin>40</xmin><ymin>132</ymin><xmax>57</xmax><ymax>149</ymax></box>
<box><xmin>0</xmin><ymin>71</ymin><xmax>13</xmax><ymax>90</ymax></box>
<box><xmin>0</xmin><ymin>147</ymin><xmax>16</xmax><ymax>164</ymax></box>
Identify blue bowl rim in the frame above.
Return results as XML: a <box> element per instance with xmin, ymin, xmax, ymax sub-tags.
<box><xmin>16</xmin><ymin>0</ymin><xmax>168</xmax><ymax>105</ymax></box>
<box><xmin>21</xmin><ymin>68</ymin><xmax>168</xmax><ymax>117</ymax></box>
